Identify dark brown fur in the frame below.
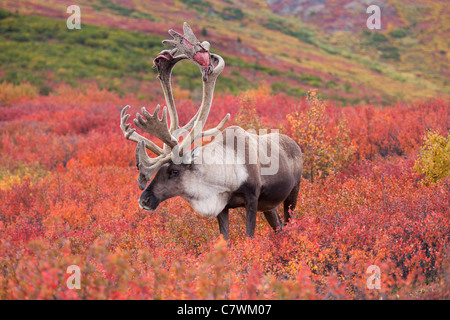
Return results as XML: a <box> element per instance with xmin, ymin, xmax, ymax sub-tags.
<box><xmin>139</xmin><ymin>126</ymin><xmax>303</xmax><ymax>239</ymax></box>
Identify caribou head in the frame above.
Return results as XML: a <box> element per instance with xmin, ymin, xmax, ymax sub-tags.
<box><xmin>121</xmin><ymin>22</ymin><xmax>229</xmax><ymax>201</ymax></box>
<box><xmin>120</xmin><ymin>23</ymin><xmax>303</xmax><ymax>239</ymax></box>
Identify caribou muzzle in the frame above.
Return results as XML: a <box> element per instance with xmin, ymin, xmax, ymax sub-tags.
<box><xmin>139</xmin><ymin>191</ymin><xmax>161</xmax><ymax>212</ymax></box>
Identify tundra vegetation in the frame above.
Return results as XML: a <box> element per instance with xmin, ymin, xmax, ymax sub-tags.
<box><xmin>0</xmin><ymin>2</ymin><xmax>449</xmax><ymax>300</ymax></box>
<box><xmin>0</xmin><ymin>82</ymin><xmax>449</xmax><ymax>299</ymax></box>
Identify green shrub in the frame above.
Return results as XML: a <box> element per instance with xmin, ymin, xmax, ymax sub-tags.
<box><xmin>372</xmin><ymin>33</ymin><xmax>389</xmax><ymax>43</ymax></box>
<box><xmin>389</xmin><ymin>29</ymin><xmax>408</xmax><ymax>38</ymax></box>
<box><xmin>263</xmin><ymin>18</ymin><xmax>315</xmax><ymax>45</ymax></box>
<box><xmin>181</xmin><ymin>0</ymin><xmax>210</xmax><ymax>8</ymax></box>
<box><xmin>220</xmin><ymin>7</ymin><xmax>244</xmax><ymax>21</ymax></box>
<box><xmin>0</xmin><ymin>9</ymin><xmax>13</xmax><ymax>20</ymax></box>
<box><xmin>0</xmin><ymin>13</ymin><xmax>161</xmax><ymax>91</ymax></box>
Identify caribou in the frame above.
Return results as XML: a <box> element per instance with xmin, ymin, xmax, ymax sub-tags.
<box><xmin>120</xmin><ymin>23</ymin><xmax>303</xmax><ymax>239</ymax></box>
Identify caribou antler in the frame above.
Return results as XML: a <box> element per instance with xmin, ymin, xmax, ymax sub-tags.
<box><xmin>163</xmin><ymin>22</ymin><xmax>213</xmax><ymax>81</ymax></box>
<box><xmin>134</xmin><ymin>105</ymin><xmax>178</xmax><ymax>149</ymax></box>
<box><xmin>153</xmin><ymin>48</ymin><xmax>187</xmax><ymax>134</ymax></box>
<box><xmin>121</xmin><ymin>104</ymin><xmax>176</xmax><ymax>190</ymax></box>
<box><xmin>120</xmin><ymin>22</ymin><xmax>230</xmax><ymax>188</ymax></box>
<box><xmin>174</xmin><ymin>50</ymin><xmax>229</xmax><ymax>155</ymax></box>
<box><xmin>153</xmin><ymin>48</ymin><xmax>203</xmax><ymax>139</ymax></box>
<box><xmin>120</xmin><ymin>105</ymin><xmax>164</xmax><ymax>156</ymax></box>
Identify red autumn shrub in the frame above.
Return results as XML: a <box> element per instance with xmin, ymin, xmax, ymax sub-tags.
<box><xmin>0</xmin><ymin>86</ymin><xmax>449</xmax><ymax>299</ymax></box>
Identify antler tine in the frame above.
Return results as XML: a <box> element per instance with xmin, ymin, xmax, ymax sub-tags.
<box><xmin>120</xmin><ymin>105</ymin><xmax>164</xmax><ymax>155</ymax></box>
<box><xmin>134</xmin><ymin>105</ymin><xmax>178</xmax><ymax>149</ymax></box>
<box><xmin>201</xmin><ymin>113</ymin><xmax>231</xmax><ymax>138</ymax></box>
<box><xmin>163</xmin><ymin>22</ymin><xmax>213</xmax><ymax>81</ymax></box>
<box><xmin>183</xmin><ymin>22</ymin><xmax>201</xmax><ymax>47</ymax></box>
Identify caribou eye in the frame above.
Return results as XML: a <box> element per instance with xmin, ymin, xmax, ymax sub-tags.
<box><xmin>169</xmin><ymin>169</ymin><xmax>179</xmax><ymax>178</ymax></box>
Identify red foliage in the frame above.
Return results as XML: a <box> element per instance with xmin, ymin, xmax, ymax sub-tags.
<box><xmin>0</xmin><ymin>86</ymin><xmax>449</xmax><ymax>299</ymax></box>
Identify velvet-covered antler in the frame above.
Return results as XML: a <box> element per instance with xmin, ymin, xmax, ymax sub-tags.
<box><xmin>163</xmin><ymin>22</ymin><xmax>214</xmax><ymax>81</ymax></box>
<box><xmin>120</xmin><ymin>22</ymin><xmax>230</xmax><ymax>188</ymax></box>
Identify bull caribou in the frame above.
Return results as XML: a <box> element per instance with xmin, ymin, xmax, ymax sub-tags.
<box><xmin>120</xmin><ymin>23</ymin><xmax>303</xmax><ymax>239</ymax></box>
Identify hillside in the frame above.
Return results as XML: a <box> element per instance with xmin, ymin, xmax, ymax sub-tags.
<box><xmin>1</xmin><ymin>1</ymin><xmax>450</xmax><ymax>301</ymax></box>
<box><xmin>265</xmin><ymin>0</ymin><xmax>449</xmax><ymax>97</ymax></box>
<box><xmin>0</xmin><ymin>0</ymin><xmax>448</xmax><ymax>105</ymax></box>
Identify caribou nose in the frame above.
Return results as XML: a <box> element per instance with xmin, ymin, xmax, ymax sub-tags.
<box><xmin>138</xmin><ymin>198</ymin><xmax>152</xmax><ymax>211</ymax></box>
<box><xmin>138</xmin><ymin>193</ymin><xmax>160</xmax><ymax>211</ymax></box>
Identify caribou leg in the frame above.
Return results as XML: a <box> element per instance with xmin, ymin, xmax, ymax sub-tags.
<box><xmin>283</xmin><ymin>182</ymin><xmax>301</xmax><ymax>223</ymax></box>
<box><xmin>245</xmin><ymin>196</ymin><xmax>258</xmax><ymax>238</ymax></box>
<box><xmin>217</xmin><ymin>208</ymin><xmax>229</xmax><ymax>240</ymax></box>
<box><xmin>263</xmin><ymin>208</ymin><xmax>283</xmax><ymax>232</ymax></box>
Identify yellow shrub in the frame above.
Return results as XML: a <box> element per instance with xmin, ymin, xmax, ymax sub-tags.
<box><xmin>414</xmin><ymin>130</ymin><xmax>450</xmax><ymax>184</ymax></box>
<box><xmin>287</xmin><ymin>90</ymin><xmax>355</xmax><ymax>182</ymax></box>
<box><xmin>0</xmin><ymin>81</ymin><xmax>38</xmax><ymax>105</ymax></box>
<box><xmin>0</xmin><ymin>163</ymin><xmax>47</xmax><ymax>191</ymax></box>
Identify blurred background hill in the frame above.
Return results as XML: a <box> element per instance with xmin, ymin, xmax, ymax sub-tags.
<box><xmin>0</xmin><ymin>0</ymin><xmax>448</xmax><ymax>105</ymax></box>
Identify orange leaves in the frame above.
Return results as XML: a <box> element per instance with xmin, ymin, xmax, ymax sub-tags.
<box><xmin>235</xmin><ymin>91</ymin><xmax>264</xmax><ymax>131</ymax></box>
<box><xmin>1</xmin><ymin>158</ymin><xmax>449</xmax><ymax>299</ymax></box>
<box><xmin>0</xmin><ymin>86</ymin><xmax>449</xmax><ymax>299</ymax></box>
